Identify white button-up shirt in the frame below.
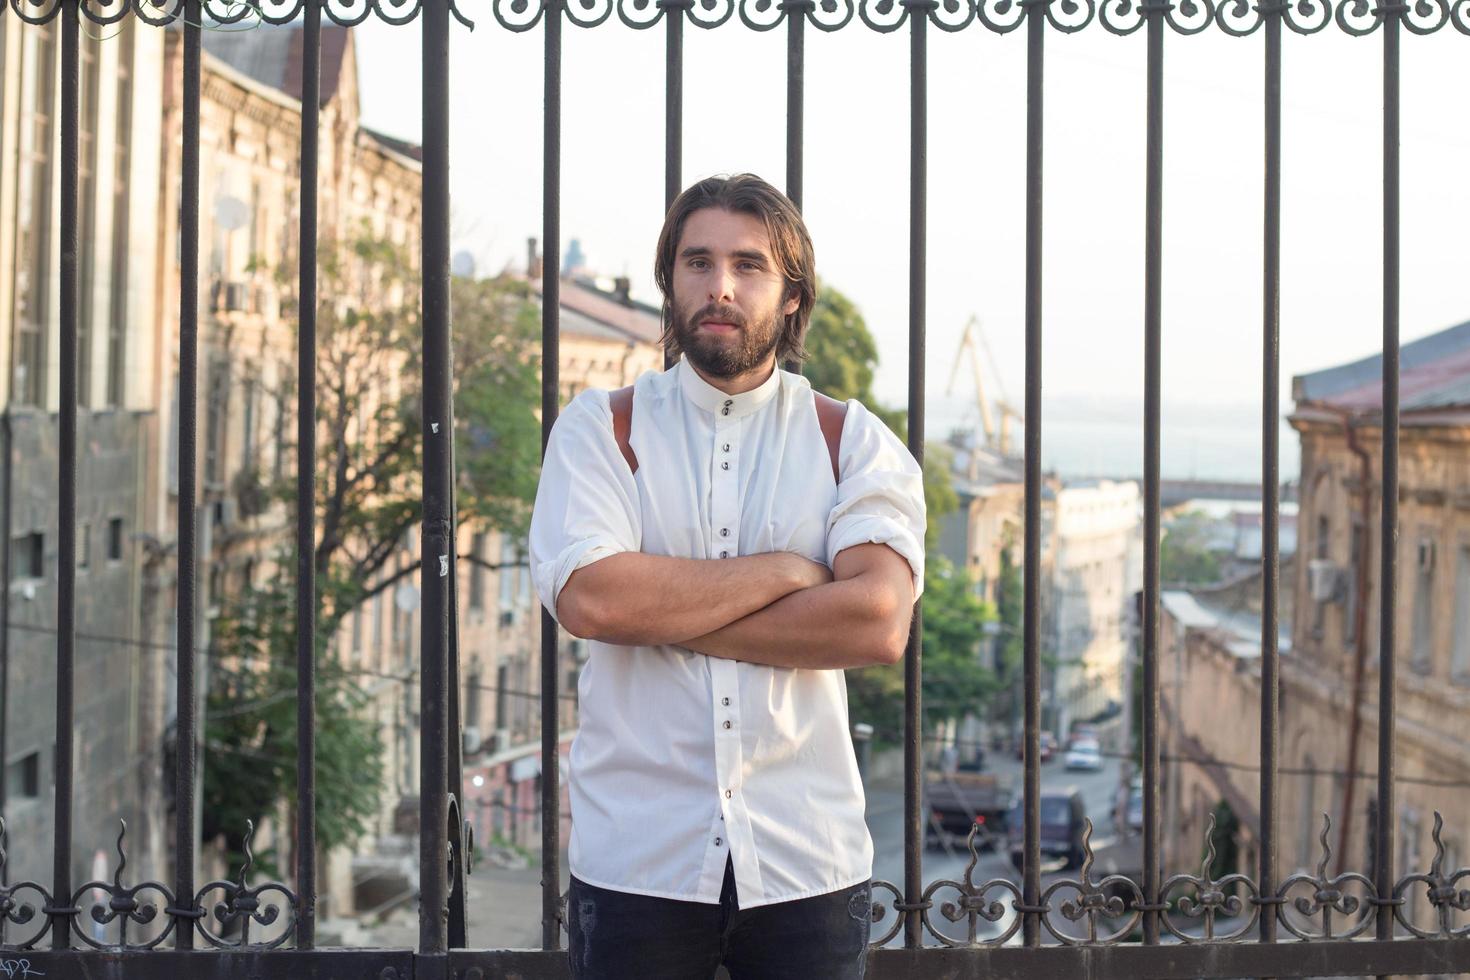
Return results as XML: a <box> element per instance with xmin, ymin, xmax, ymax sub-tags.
<box><xmin>529</xmin><ymin>359</ymin><xmax>925</xmax><ymax>908</ymax></box>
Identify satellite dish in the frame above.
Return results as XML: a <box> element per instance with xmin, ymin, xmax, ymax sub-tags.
<box><xmin>451</xmin><ymin>250</ymin><xmax>477</xmax><ymax>279</ymax></box>
<box><xmin>395</xmin><ymin>582</ymin><xmax>421</xmax><ymax>613</ymax></box>
<box><xmin>215</xmin><ymin>194</ymin><xmax>249</xmax><ymax>232</ymax></box>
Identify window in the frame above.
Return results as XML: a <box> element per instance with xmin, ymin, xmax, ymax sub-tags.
<box><xmin>78</xmin><ymin>523</ymin><xmax>90</xmax><ymax>569</ymax></box>
<box><xmin>107</xmin><ymin>517</ymin><xmax>124</xmax><ymax>561</ymax></box>
<box><xmin>1344</xmin><ymin>519</ymin><xmax>1365</xmax><ymax>648</ymax></box>
<box><xmin>495</xmin><ymin>663</ymin><xmax>510</xmax><ymax>731</ymax></box>
<box><xmin>12</xmin><ymin>532</ymin><xmax>43</xmax><ymax>580</ymax></box>
<box><xmin>77</xmin><ymin>30</ymin><xmax>101</xmax><ymax>407</ymax></box>
<box><xmin>204</xmin><ymin>358</ymin><xmax>230</xmax><ymax>485</ymax></box>
<box><xmin>5</xmin><ymin>751</ymin><xmax>41</xmax><ymax>801</ymax></box>
<box><xmin>241</xmin><ymin>375</ymin><xmax>258</xmax><ymax>471</ymax></box>
<box><xmin>14</xmin><ymin>24</ymin><xmax>56</xmax><ymax>406</ymax></box>
<box><xmin>1453</xmin><ymin>545</ymin><xmax>1470</xmax><ymax>682</ymax></box>
<box><xmin>469</xmin><ymin>531</ymin><xmax>487</xmax><ymax>610</ymax></box>
<box><xmin>498</xmin><ymin>534</ymin><xmax>517</xmax><ymax>614</ymax></box>
<box><xmin>1410</xmin><ymin>533</ymin><xmax>1435</xmax><ymax>674</ymax></box>
<box><xmin>106</xmin><ymin>18</ymin><xmax>134</xmax><ymax>407</ymax></box>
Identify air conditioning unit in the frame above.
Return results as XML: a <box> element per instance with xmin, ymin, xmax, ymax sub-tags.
<box><xmin>488</xmin><ymin>727</ymin><xmax>511</xmax><ymax>754</ymax></box>
<box><xmin>1308</xmin><ymin>559</ymin><xmax>1344</xmax><ymax>604</ymax></box>
<box><xmin>1418</xmin><ymin>539</ymin><xmax>1436</xmax><ymax>574</ymax></box>
<box><xmin>462</xmin><ymin>726</ymin><xmax>482</xmax><ymax>756</ymax></box>
<box><xmin>499</xmin><ymin>609</ymin><xmax>516</xmax><ymax>629</ymax></box>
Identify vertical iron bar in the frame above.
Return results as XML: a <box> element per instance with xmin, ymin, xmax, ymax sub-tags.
<box><xmin>419</xmin><ymin>0</ymin><xmax>453</xmax><ymax>956</ymax></box>
<box><xmin>783</xmin><ymin>0</ymin><xmax>806</xmax><ymax>375</ymax></box>
<box><xmin>663</xmin><ymin>0</ymin><xmax>684</xmax><ymax>370</ymax></box>
<box><xmin>1258</xmin><ymin>0</ymin><xmax>1281</xmax><ymax>948</ymax></box>
<box><xmin>292</xmin><ymin>0</ymin><xmax>321</xmax><ymax>952</ymax></box>
<box><xmin>173</xmin><ymin>0</ymin><xmax>202</xmax><ymax>951</ymax></box>
<box><xmin>1021</xmin><ymin>0</ymin><xmax>1044</xmax><ymax>948</ymax></box>
<box><xmin>541</xmin><ymin>0</ymin><xmax>565</xmax><ymax>952</ymax></box>
<box><xmin>785</xmin><ymin>0</ymin><xmax>804</xmax><ymax>210</ymax></box>
<box><xmin>294</xmin><ymin>0</ymin><xmax>321</xmax><ymax>950</ymax></box>
<box><xmin>448</xmin><ymin>504</ymin><xmax>466</xmax><ymax>945</ymax></box>
<box><xmin>1141</xmin><ymin>0</ymin><xmax>1164</xmax><ymax>948</ymax></box>
<box><xmin>1375</xmin><ymin>0</ymin><xmax>1399</xmax><ymax>947</ymax></box>
<box><xmin>51</xmin><ymin>0</ymin><xmax>79</xmax><ymax>950</ymax></box>
<box><xmin>901</xmin><ymin>0</ymin><xmax>928</xmax><ymax>949</ymax></box>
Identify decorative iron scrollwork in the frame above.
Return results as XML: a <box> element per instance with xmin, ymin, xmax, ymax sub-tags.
<box><xmin>917</xmin><ymin>823</ymin><xmax>1024</xmax><ymax>946</ymax></box>
<box><xmin>1275</xmin><ymin>813</ymin><xmax>1375</xmax><ymax>940</ymax></box>
<box><xmin>1040</xmin><ymin>819</ymin><xmax>1144</xmax><ymax>944</ymax></box>
<box><xmin>71</xmin><ymin>820</ymin><xmax>179</xmax><ymax>950</ymax></box>
<box><xmin>1392</xmin><ymin>811</ymin><xmax>1470</xmax><ymax>939</ymax></box>
<box><xmin>1159</xmin><ymin>812</ymin><xmax>1259</xmax><ymax>942</ymax></box>
<box><xmin>193</xmin><ymin>820</ymin><xmax>298</xmax><ymax>949</ymax></box>
<box><xmin>0</xmin><ymin>820</ymin><xmax>53</xmax><ymax>951</ymax></box>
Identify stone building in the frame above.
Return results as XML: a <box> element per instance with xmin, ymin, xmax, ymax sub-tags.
<box><xmin>0</xmin><ymin>17</ymin><xmax>168</xmax><ymax>886</ymax></box>
<box><xmin>1161</xmin><ymin>317</ymin><xmax>1470</xmax><ymax>933</ymax></box>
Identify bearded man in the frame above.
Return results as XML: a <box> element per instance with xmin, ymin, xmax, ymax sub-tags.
<box><xmin>530</xmin><ymin>173</ymin><xmax>926</xmax><ymax>979</ymax></box>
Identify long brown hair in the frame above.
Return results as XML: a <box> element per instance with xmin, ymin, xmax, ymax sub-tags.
<box><xmin>653</xmin><ymin>174</ymin><xmax>816</xmax><ymax>365</ymax></box>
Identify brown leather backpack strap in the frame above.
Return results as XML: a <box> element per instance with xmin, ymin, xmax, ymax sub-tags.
<box><xmin>609</xmin><ymin>385</ymin><xmax>638</xmax><ymax>476</ymax></box>
<box><xmin>813</xmin><ymin>392</ymin><xmax>847</xmax><ymax>484</ymax></box>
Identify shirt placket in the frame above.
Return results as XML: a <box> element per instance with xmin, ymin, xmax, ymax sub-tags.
<box><xmin>707</xmin><ymin>400</ymin><xmax>745</xmax><ymax>883</ymax></box>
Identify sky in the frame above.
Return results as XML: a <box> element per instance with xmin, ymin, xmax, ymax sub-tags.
<box><xmin>351</xmin><ymin>13</ymin><xmax>1468</xmax><ymax>480</ymax></box>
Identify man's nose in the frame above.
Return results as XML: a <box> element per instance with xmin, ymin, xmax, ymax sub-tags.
<box><xmin>707</xmin><ymin>267</ymin><xmax>736</xmax><ymax>303</ymax></box>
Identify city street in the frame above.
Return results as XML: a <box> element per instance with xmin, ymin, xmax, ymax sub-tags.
<box><xmin>865</xmin><ymin>749</ymin><xmax>1138</xmax><ymax>946</ymax></box>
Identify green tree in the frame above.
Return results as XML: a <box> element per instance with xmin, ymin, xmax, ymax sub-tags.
<box><xmin>205</xmin><ymin>228</ymin><xmax>544</xmax><ymax>869</ymax></box>
<box><xmin>1161</xmin><ymin>510</ymin><xmax>1224</xmax><ymax>586</ymax></box>
<box><xmin>845</xmin><ymin>555</ymin><xmax>998</xmax><ymax>744</ymax></box>
<box><xmin>803</xmin><ymin>284</ymin><xmax>957</xmax><ymax>548</ymax></box>
<box><xmin>805</xmin><ymin>284</ymin><xmax>987</xmax><ymax>743</ymax></box>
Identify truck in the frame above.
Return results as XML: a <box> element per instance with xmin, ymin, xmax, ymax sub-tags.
<box><xmin>923</xmin><ymin>766</ymin><xmax>1013</xmax><ymax>851</ymax></box>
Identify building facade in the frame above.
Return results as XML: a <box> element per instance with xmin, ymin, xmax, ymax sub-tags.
<box><xmin>1162</xmin><ymin>318</ymin><xmax>1470</xmax><ymax>934</ymax></box>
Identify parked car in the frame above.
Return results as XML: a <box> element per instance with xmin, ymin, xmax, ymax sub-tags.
<box><xmin>1064</xmin><ymin>739</ymin><xmax>1104</xmax><ymax>772</ymax></box>
<box><xmin>1007</xmin><ymin>789</ymin><xmax>1088</xmax><ymax>870</ymax></box>
<box><xmin>1067</xmin><ymin>723</ymin><xmax>1099</xmax><ymax>749</ymax></box>
<box><xmin>924</xmin><ymin>767</ymin><xmax>1012</xmax><ymax>850</ymax></box>
<box><xmin>1124</xmin><ymin>784</ymin><xmax>1144</xmax><ymax>834</ymax></box>
<box><xmin>1014</xmin><ymin>731</ymin><xmax>1058</xmax><ymax>763</ymax></box>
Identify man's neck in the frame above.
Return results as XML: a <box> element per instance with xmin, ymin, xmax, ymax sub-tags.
<box><xmin>689</xmin><ymin>358</ymin><xmax>777</xmax><ymax>396</ymax></box>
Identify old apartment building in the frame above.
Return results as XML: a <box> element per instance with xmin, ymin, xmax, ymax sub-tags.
<box><xmin>1</xmin><ymin>17</ymin><xmax>661</xmax><ymax>930</ymax></box>
<box><xmin>1161</xmin><ymin>317</ymin><xmax>1470</xmax><ymax>933</ymax></box>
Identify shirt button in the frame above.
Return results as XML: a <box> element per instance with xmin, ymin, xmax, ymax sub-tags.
<box><xmin>720</xmin><ymin>528</ymin><xmax>729</xmax><ymax>537</ymax></box>
<box><xmin>722</xmin><ymin>462</ymin><xmax>730</xmax><ymax>471</ymax></box>
<box><xmin>723</xmin><ymin>443</ymin><xmax>730</xmax><ymax>452</ymax></box>
<box><xmin>724</xmin><ymin>721</ymin><xmax>732</xmax><ymax>730</ymax></box>
<box><xmin>722</xmin><ymin>697</ymin><xmax>730</xmax><ymax>706</ymax></box>
<box><xmin>720</xmin><ymin>550</ymin><xmax>729</xmax><ymax>559</ymax></box>
<box><xmin>725</xmin><ymin>789</ymin><xmax>733</xmax><ymax>799</ymax></box>
<box><xmin>715</xmin><ymin>837</ymin><xmax>723</xmax><ymax>847</ymax></box>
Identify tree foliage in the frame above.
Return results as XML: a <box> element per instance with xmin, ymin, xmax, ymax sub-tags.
<box><xmin>1161</xmin><ymin>510</ymin><xmax>1224</xmax><ymax>586</ymax></box>
<box><xmin>805</xmin><ymin>284</ymin><xmax>992</xmax><ymax>739</ymax></box>
<box><xmin>204</xmin><ymin>228</ymin><xmax>543</xmax><ymax>868</ymax></box>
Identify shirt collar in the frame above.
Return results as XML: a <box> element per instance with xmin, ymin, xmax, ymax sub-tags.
<box><xmin>676</xmin><ymin>358</ymin><xmax>781</xmax><ymax>420</ymax></box>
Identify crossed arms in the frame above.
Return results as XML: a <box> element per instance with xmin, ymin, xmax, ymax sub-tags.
<box><xmin>555</xmin><ymin>543</ymin><xmax>915</xmax><ymax>670</ymax></box>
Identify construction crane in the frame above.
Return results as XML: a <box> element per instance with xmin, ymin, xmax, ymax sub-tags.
<box><xmin>946</xmin><ymin>316</ymin><xmax>1023</xmax><ymax>457</ymax></box>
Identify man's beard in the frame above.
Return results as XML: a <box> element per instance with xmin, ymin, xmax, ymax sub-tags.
<box><xmin>673</xmin><ymin>300</ymin><xmax>783</xmax><ymax>379</ymax></box>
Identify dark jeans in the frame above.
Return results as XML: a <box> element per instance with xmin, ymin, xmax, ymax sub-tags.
<box><xmin>566</xmin><ymin>858</ymin><xmax>872</xmax><ymax>979</ymax></box>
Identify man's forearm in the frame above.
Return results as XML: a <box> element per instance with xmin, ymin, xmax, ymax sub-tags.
<box><xmin>557</xmin><ymin>551</ymin><xmax>821</xmax><ymax>646</ymax></box>
<box><xmin>679</xmin><ymin>576</ymin><xmax>911</xmax><ymax>670</ymax></box>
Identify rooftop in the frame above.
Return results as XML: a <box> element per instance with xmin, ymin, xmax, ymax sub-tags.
<box><xmin>1292</xmin><ymin>317</ymin><xmax>1470</xmax><ymax>416</ymax></box>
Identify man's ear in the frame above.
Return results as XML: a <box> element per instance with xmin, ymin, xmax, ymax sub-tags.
<box><xmin>782</xmin><ymin>286</ymin><xmax>800</xmax><ymax>318</ymax></box>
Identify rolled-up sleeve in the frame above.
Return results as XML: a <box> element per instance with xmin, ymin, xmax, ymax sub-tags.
<box><xmin>825</xmin><ymin>400</ymin><xmax>927</xmax><ymax>598</ymax></box>
<box><xmin>529</xmin><ymin>391</ymin><xmax>641</xmax><ymax>624</ymax></box>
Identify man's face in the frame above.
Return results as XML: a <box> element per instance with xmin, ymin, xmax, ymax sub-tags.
<box><xmin>669</xmin><ymin>207</ymin><xmax>800</xmax><ymax>380</ymax></box>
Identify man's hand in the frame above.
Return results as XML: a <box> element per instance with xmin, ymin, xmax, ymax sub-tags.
<box><xmin>679</xmin><ymin>543</ymin><xmax>916</xmax><ymax>670</ymax></box>
<box><xmin>557</xmin><ymin>550</ymin><xmax>831</xmax><ymax>646</ymax></box>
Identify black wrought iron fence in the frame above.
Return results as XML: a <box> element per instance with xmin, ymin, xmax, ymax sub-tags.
<box><xmin>1</xmin><ymin>0</ymin><xmax>1468</xmax><ymax>976</ymax></box>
